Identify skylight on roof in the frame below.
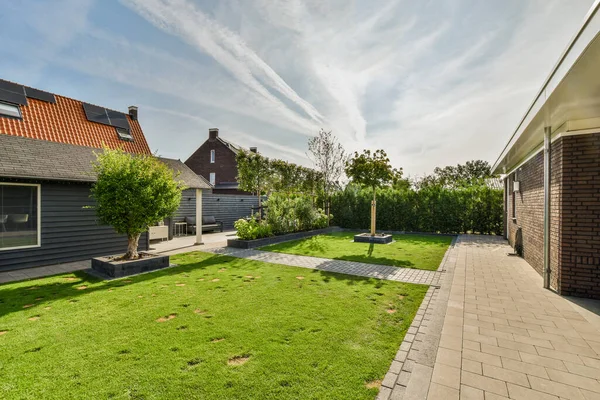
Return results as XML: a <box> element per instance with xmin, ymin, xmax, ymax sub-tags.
<box><xmin>116</xmin><ymin>127</ymin><xmax>133</xmax><ymax>142</ymax></box>
<box><xmin>0</xmin><ymin>101</ymin><xmax>21</xmax><ymax>119</ymax></box>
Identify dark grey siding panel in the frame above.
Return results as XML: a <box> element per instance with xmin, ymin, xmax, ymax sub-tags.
<box><xmin>0</xmin><ymin>181</ymin><xmax>148</xmax><ymax>271</ymax></box>
<box><xmin>174</xmin><ymin>190</ymin><xmax>259</xmax><ymax>230</ymax></box>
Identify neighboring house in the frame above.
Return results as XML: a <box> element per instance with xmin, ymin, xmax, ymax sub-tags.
<box><xmin>185</xmin><ymin>128</ymin><xmax>255</xmax><ymax>195</ymax></box>
<box><xmin>492</xmin><ymin>2</ymin><xmax>600</xmax><ymax>299</ymax></box>
<box><xmin>0</xmin><ymin>79</ymin><xmax>210</xmax><ymax>271</ymax></box>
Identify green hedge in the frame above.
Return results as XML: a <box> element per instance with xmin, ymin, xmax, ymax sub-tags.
<box><xmin>330</xmin><ymin>185</ymin><xmax>503</xmax><ymax>234</ymax></box>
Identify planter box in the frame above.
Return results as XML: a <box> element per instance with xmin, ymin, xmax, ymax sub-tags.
<box><xmin>92</xmin><ymin>252</ymin><xmax>170</xmax><ymax>278</ymax></box>
<box><xmin>228</xmin><ymin>226</ymin><xmax>341</xmax><ymax>249</ymax></box>
<box><xmin>354</xmin><ymin>233</ymin><xmax>393</xmax><ymax>244</ymax></box>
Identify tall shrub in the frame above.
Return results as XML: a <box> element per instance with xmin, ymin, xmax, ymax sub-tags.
<box><xmin>330</xmin><ymin>184</ymin><xmax>503</xmax><ymax>235</ymax></box>
<box><xmin>91</xmin><ymin>148</ymin><xmax>184</xmax><ymax>259</ymax></box>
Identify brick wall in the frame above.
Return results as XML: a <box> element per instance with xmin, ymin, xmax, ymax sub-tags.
<box><xmin>185</xmin><ymin>137</ymin><xmax>239</xmax><ymax>185</ymax></box>
<box><xmin>506</xmin><ymin>139</ymin><xmax>562</xmax><ymax>291</ymax></box>
<box><xmin>559</xmin><ymin>133</ymin><xmax>600</xmax><ymax>298</ymax></box>
<box><xmin>506</xmin><ymin>133</ymin><xmax>600</xmax><ymax>299</ymax></box>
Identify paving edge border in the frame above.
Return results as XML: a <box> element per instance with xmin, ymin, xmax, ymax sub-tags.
<box><xmin>376</xmin><ymin>236</ymin><xmax>459</xmax><ymax>400</ymax></box>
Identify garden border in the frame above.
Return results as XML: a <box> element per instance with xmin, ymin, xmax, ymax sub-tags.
<box><xmin>227</xmin><ymin>226</ymin><xmax>343</xmax><ymax>249</ymax></box>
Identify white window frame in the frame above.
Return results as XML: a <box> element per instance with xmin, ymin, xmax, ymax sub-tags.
<box><xmin>116</xmin><ymin>127</ymin><xmax>134</xmax><ymax>142</ymax></box>
<box><xmin>0</xmin><ymin>182</ymin><xmax>42</xmax><ymax>251</ymax></box>
<box><xmin>210</xmin><ymin>149</ymin><xmax>215</xmax><ymax>163</ymax></box>
<box><xmin>209</xmin><ymin>172</ymin><xmax>215</xmax><ymax>185</ymax></box>
<box><xmin>0</xmin><ymin>101</ymin><xmax>22</xmax><ymax>119</ymax></box>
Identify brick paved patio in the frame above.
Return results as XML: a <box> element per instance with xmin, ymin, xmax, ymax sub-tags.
<box><xmin>380</xmin><ymin>234</ymin><xmax>600</xmax><ymax>400</ymax></box>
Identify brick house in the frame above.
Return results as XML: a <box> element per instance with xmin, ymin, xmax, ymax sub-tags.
<box><xmin>0</xmin><ymin>78</ymin><xmax>209</xmax><ymax>271</ymax></box>
<box><xmin>185</xmin><ymin>128</ymin><xmax>254</xmax><ymax>195</ymax></box>
<box><xmin>492</xmin><ymin>3</ymin><xmax>600</xmax><ymax>299</ymax></box>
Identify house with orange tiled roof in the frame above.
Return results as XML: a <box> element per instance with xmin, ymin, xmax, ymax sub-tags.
<box><xmin>0</xmin><ymin>78</ymin><xmax>211</xmax><ymax>271</ymax></box>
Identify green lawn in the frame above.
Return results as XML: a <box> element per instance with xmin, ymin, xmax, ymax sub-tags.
<box><xmin>0</xmin><ymin>252</ymin><xmax>427</xmax><ymax>400</ymax></box>
<box><xmin>260</xmin><ymin>232</ymin><xmax>453</xmax><ymax>271</ymax></box>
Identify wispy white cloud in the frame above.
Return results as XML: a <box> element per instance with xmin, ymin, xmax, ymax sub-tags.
<box><xmin>122</xmin><ymin>0</ymin><xmax>323</xmax><ymax>126</ymax></box>
<box><xmin>1</xmin><ymin>0</ymin><xmax>594</xmax><ymax>175</ymax></box>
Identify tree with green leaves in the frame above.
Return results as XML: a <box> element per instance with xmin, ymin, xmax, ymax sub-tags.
<box><xmin>236</xmin><ymin>150</ymin><xmax>272</xmax><ymax>213</ymax></box>
<box><xmin>91</xmin><ymin>148</ymin><xmax>184</xmax><ymax>259</ymax></box>
<box><xmin>345</xmin><ymin>149</ymin><xmax>397</xmax><ymax>235</ymax></box>
<box><xmin>416</xmin><ymin>160</ymin><xmax>494</xmax><ymax>189</ymax></box>
<box><xmin>307</xmin><ymin>129</ymin><xmax>347</xmax><ymax>217</ymax></box>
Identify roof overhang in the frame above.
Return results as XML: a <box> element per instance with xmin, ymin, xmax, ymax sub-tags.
<box><xmin>492</xmin><ymin>0</ymin><xmax>600</xmax><ymax>175</ymax></box>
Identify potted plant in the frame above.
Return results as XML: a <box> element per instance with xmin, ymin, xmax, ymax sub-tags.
<box><xmin>90</xmin><ymin>148</ymin><xmax>184</xmax><ymax>277</ymax></box>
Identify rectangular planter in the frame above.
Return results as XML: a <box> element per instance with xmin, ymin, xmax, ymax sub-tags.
<box><xmin>354</xmin><ymin>233</ymin><xmax>393</xmax><ymax>244</ymax></box>
<box><xmin>227</xmin><ymin>226</ymin><xmax>341</xmax><ymax>249</ymax></box>
<box><xmin>92</xmin><ymin>252</ymin><xmax>170</xmax><ymax>278</ymax></box>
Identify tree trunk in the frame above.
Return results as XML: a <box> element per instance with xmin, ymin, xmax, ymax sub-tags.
<box><xmin>371</xmin><ymin>188</ymin><xmax>377</xmax><ymax>236</ymax></box>
<box><xmin>124</xmin><ymin>233</ymin><xmax>140</xmax><ymax>259</ymax></box>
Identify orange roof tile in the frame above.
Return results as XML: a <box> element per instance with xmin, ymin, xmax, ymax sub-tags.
<box><xmin>0</xmin><ymin>86</ymin><xmax>151</xmax><ymax>155</ymax></box>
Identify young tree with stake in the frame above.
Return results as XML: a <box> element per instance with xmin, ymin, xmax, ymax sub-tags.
<box><xmin>345</xmin><ymin>149</ymin><xmax>397</xmax><ymax>236</ymax></box>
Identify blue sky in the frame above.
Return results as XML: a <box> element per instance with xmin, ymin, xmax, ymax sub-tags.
<box><xmin>0</xmin><ymin>0</ymin><xmax>594</xmax><ymax>177</ymax></box>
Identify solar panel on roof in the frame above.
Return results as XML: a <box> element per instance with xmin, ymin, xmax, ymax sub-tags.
<box><xmin>24</xmin><ymin>87</ymin><xmax>56</xmax><ymax>103</ymax></box>
<box><xmin>82</xmin><ymin>102</ymin><xmax>110</xmax><ymax>125</ymax></box>
<box><xmin>106</xmin><ymin>109</ymin><xmax>130</xmax><ymax>130</ymax></box>
<box><xmin>0</xmin><ymin>89</ymin><xmax>27</xmax><ymax>106</ymax></box>
<box><xmin>0</xmin><ymin>79</ymin><xmax>25</xmax><ymax>95</ymax></box>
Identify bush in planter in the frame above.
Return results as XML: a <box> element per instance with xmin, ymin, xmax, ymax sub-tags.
<box><xmin>234</xmin><ymin>218</ymin><xmax>273</xmax><ymax>240</ymax></box>
<box><xmin>90</xmin><ymin>148</ymin><xmax>184</xmax><ymax>259</ymax></box>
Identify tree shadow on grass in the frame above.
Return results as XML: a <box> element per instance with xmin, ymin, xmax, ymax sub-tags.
<box><xmin>0</xmin><ymin>253</ymin><xmax>230</xmax><ymax>319</ymax></box>
<box><xmin>332</xmin><ymin>255</ymin><xmax>415</xmax><ymax>268</ymax></box>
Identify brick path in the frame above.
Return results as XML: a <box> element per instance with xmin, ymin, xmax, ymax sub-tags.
<box><xmin>207</xmin><ymin>247</ymin><xmax>444</xmax><ymax>285</ymax></box>
<box><xmin>380</xmin><ymin>234</ymin><xmax>600</xmax><ymax>400</ymax></box>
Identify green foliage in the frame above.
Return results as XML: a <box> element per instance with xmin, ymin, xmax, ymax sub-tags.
<box><xmin>415</xmin><ymin>160</ymin><xmax>495</xmax><ymax>189</ymax></box>
<box><xmin>330</xmin><ymin>184</ymin><xmax>503</xmax><ymax>235</ymax></box>
<box><xmin>307</xmin><ymin>129</ymin><xmax>348</xmax><ymax>197</ymax></box>
<box><xmin>234</xmin><ymin>217</ymin><xmax>273</xmax><ymax>240</ymax></box>
<box><xmin>90</xmin><ymin>148</ymin><xmax>184</xmax><ymax>257</ymax></box>
<box><xmin>234</xmin><ymin>194</ymin><xmax>331</xmax><ymax>239</ymax></box>
<box><xmin>265</xmin><ymin>193</ymin><xmax>330</xmax><ymax>235</ymax></box>
<box><xmin>236</xmin><ymin>150</ymin><xmax>273</xmax><ymax>196</ymax></box>
<box><xmin>345</xmin><ymin>149</ymin><xmax>398</xmax><ymax>191</ymax></box>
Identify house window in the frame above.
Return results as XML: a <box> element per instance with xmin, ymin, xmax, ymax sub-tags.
<box><xmin>116</xmin><ymin>127</ymin><xmax>134</xmax><ymax>141</ymax></box>
<box><xmin>209</xmin><ymin>173</ymin><xmax>215</xmax><ymax>185</ymax></box>
<box><xmin>0</xmin><ymin>101</ymin><xmax>21</xmax><ymax>119</ymax></box>
<box><xmin>210</xmin><ymin>149</ymin><xmax>215</xmax><ymax>163</ymax></box>
<box><xmin>0</xmin><ymin>183</ymin><xmax>41</xmax><ymax>251</ymax></box>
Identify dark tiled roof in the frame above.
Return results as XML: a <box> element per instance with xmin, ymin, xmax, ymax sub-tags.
<box><xmin>0</xmin><ymin>78</ymin><xmax>151</xmax><ymax>154</ymax></box>
<box><xmin>157</xmin><ymin>157</ymin><xmax>212</xmax><ymax>189</ymax></box>
<box><xmin>0</xmin><ymin>135</ymin><xmax>211</xmax><ymax>189</ymax></box>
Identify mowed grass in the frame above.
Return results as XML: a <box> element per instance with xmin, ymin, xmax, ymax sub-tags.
<box><xmin>0</xmin><ymin>251</ymin><xmax>427</xmax><ymax>400</ymax></box>
<box><xmin>260</xmin><ymin>232</ymin><xmax>453</xmax><ymax>270</ymax></box>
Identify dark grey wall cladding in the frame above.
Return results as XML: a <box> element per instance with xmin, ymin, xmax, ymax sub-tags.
<box><xmin>0</xmin><ymin>181</ymin><xmax>148</xmax><ymax>272</ymax></box>
<box><xmin>174</xmin><ymin>189</ymin><xmax>259</xmax><ymax>230</ymax></box>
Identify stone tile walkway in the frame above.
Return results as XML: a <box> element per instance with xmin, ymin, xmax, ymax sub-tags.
<box><xmin>0</xmin><ymin>260</ymin><xmax>89</xmax><ymax>284</ymax></box>
<box><xmin>382</xmin><ymin>234</ymin><xmax>600</xmax><ymax>400</ymax></box>
<box><xmin>207</xmin><ymin>247</ymin><xmax>444</xmax><ymax>285</ymax></box>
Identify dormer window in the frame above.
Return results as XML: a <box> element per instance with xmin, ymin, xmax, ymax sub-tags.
<box><xmin>116</xmin><ymin>127</ymin><xmax>134</xmax><ymax>142</ymax></box>
<box><xmin>210</xmin><ymin>149</ymin><xmax>215</xmax><ymax>163</ymax></box>
<box><xmin>0</xmin><ymin>101</ymin><xmax>21</xmax><ymax>119</ymax></box>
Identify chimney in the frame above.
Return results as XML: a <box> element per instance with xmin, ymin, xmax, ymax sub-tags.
<box><xmin>128</xmin><ymin>105</ymin><xmax>138</xmax><ymax>121</ymax></box>
<box><xmin>209</xmin><ymin>128</ymin><xmax>219</xmax><ymax>140</ymax></box>
<box><xmin>250</xmin><ymin>147</ymin><xmax>258</xmax><ymax>153</ymax></box>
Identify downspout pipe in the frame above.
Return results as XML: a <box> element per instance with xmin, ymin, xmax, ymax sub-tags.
<box><xmin>543</xmin><ymin>127</ymin><xmax>552</xmax><ymax>289</ymax></box>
